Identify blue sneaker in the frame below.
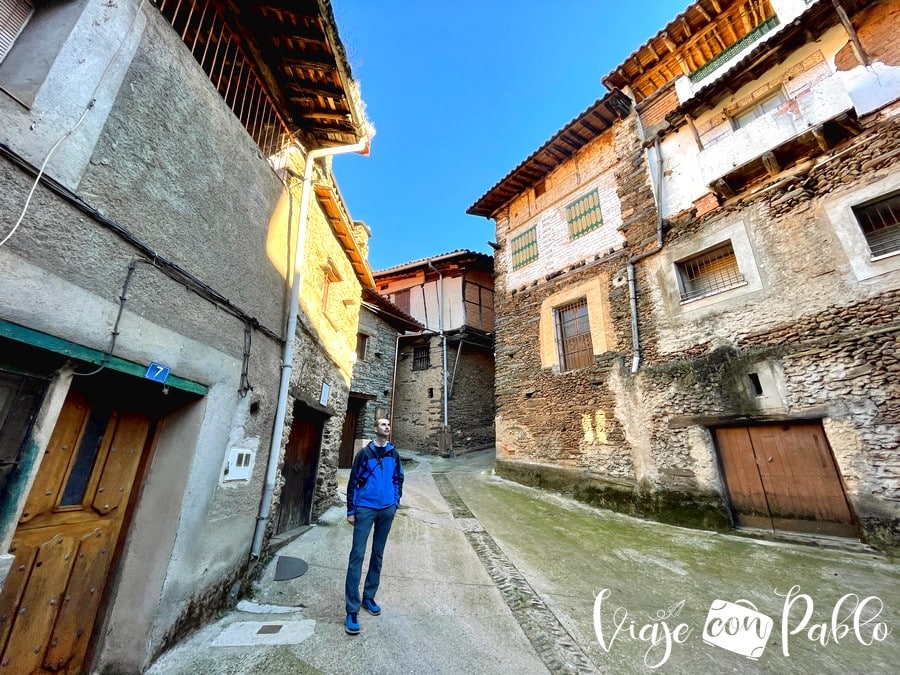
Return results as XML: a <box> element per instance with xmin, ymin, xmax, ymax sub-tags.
<box><xmin>362</xmin><ymin>597</ymin><xmax>381</xmax><ymax>616</ymax></box>
<box><xmin>345</xmin><ymin>612</ymin><xmax>359</xmax><ymax>634</ymax></box>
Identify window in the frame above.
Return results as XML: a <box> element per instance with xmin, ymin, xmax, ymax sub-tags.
<box><xmin>322</xmin><ymin>260</ymin><xmax>341</xmax><ymax>313</ymax></box>
<box><xmin>534</xmin><ymin>180</ymin><xmax>546</xmax><ymax>198</ymax></box>
<box><xmin>853</xmin><ymin>193</ymin><xmax>900</xmax><ymax>258</ymax></box>
<box><xmin>356</xmin><ymin>333</ymin><xmax>369</xmax><ymax>361</ymax></box>
<box><xmin>732</xmin><ymin>89</ymin><xmax>786</xmax><ymax>130</ymax></box>
<box><xmin>412</xmin><ymin>344</ymin><xmax>430</xmax><ymax>371</ymax></box>
<box><xmin>0</xmin><ymin>0</ymin><xmax>33</xmax><ymax>64</ymax></box>
<box><xmin>566</xmin><ymin>189</ymin><xmax>603</xmax><ymax>239</ymax></box>
<box><xmin>393</xmin><ymin>289</ymin><xmax>410</xmax><ymax>314</ymax></box>
<box><xmin>555</xmin><ymin>298</ymin><xmax>593</xmax><ymax>372</ymax></box>
<box><xmin>511</xmin><ymin>226</ymin><xmax>538</xmax><ymax>269</ymax></box>
<box><xmin>676</xmin><ymin>242</ymin><xmax>745</xmax><ymax>302</ymax></box>
<box><xmin>463</xmin><ymin>280</ymin><xmax>494</xmax><ymax>331</ymax></box>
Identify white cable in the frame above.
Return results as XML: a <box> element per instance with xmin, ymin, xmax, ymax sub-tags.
<box><xmin>0</xmin><ymin>0</ymin><xmax>147</xmax><ymax>248</ymax></box>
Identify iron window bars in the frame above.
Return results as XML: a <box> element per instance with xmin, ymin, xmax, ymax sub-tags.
<box><xmin>677</xmin><ymin>242</ymin><xmax>745</xmax><ymax>302</ymax></box>
<box><xmin>555</xmin><ymin>298</ymin><xmax>593</xmax><ymax>372</ymax></box>
<box><xmin>854</xmin><ymin>192</ymin><xmax>900</xmax><ymax>258</ymax></box>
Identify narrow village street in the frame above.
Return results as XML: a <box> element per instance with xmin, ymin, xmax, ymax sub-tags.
<box><xmin>147</xmin><ymin>449</ymin><xmax>900</xmax><ymax>674</ymax></box>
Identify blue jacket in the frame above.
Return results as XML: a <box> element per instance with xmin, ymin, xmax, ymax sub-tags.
<box><xmin>347</xmin><ymin>441</ymin><xmax>403</xmax><ymax>515</ymax></box>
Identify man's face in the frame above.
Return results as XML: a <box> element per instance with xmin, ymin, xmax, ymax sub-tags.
<box><xmin>374</xmin><ymin>418</ymin><xmax>391</xmax><ymax>437</ymax></box>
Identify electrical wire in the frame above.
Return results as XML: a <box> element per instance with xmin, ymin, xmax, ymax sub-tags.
<box><xmin>0</xmin><ymin>0</ymin><xmax>148</xmax><ymax>248</ymax></box>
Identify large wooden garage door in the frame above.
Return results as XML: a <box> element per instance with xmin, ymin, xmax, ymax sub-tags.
<box><xmin>715</xmin><ymin>423</ymin><xmax>857</xmax><ymax>538</ymax></box>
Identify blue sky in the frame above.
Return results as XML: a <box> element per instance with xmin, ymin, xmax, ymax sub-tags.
<box><xmin>331</xmin><ymin>1</ymin><xmax>690</xmax><ymax>271</ymax></box>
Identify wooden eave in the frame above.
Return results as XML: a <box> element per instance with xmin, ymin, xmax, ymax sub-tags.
<box><xmin>602</xmin><ymin>0</ymin><xmax>777</xmax><ymax>103</ymax></box>
<box><xmin>361</xmin><ymin>288</ymin><xmax>423</xmax><ymax>333</ymax></box>
<box><xmin>673</xmin><ymin>0</ymin><xmax>874</xmax><ymax>118</ymax></box>
<box><xmin>374</xmin><ymin>250</ymin><xmax>494</xmax><ymax>284</ymax></box>
<box><xmin>226</xmin><ymin>0</ymin><xmax>367</xmax><ymax>149</ymax></box>
<box><xmin>314</xmin><ymin>184</ymin><xmax>375</xmax><ymax>289</ymax></box>
<box><xmin>467</xmin><ymin>90</ymin><xmax>632</xmax><ymax>219</ymax></box>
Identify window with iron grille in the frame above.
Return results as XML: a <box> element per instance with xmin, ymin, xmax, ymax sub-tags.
<box><xmin>412</xmin><ymin>344</ymin><xmax>430</xmax><ymax>371</ymax></box>
<box><xmin>853</xmin><ymin>192</ymin><xmax>900</xmax><ymax>258</ymax></box>
<box><xmin>566</xmin><ymin>189</ymin><xmax>603</xmax><ymax>239</ymax></box>
<box><xmin>676</xmin><ymin>242</ymin><xmax>745</xmax><ymax>302</ymax></box>
<box><xmin>511</xmin><ymin>226</ymin><xmax>538</xmax><ymax>269</ymax></box>
<box><xmin>0</xmin><ymin>0</ymin><xmax>33</xmax><ymax>64</ymax></box>
<box><xmin>555</xmin><ymin>298</ymin><xmax>593</xmax><ymax>372</ymax></box>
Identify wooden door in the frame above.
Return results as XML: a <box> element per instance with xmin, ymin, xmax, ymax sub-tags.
<box><xmin>0</xmin><ymin>387</ymin><xmax>153</xmax><ymax>673</ymax></box>
<box><xmin>275</xmin><ymin>405</ymin><xmax>325</xmax><ymax>534</ymax></box>
<box><xmin>715</xmin><ymin>423</ymin><xmax>857</xmax><ymax>538</ymax></box>
<box><xmin>339</xmin><ymin>402</ymin><xmax>363</xmax><ymax>469</ymax></box>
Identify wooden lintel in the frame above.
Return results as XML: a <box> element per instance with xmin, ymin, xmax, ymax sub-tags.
<box><xmin>811</xmin><ymin>127</ymin><xmax>830</xmax><ymax>152</ymax></box>
<box><xmin>685</xmin><ymin>114</ymin><xmax>704</xmax><ymax>151</ymax></box>
<box><xmin>712</xmin><ymin>177</ymin><xmax>736</xmax><ymax>199</ymax></box>
<box><xmin>300</xmin><ymin>111</ymin><xmax>351</xmax><ymax>121</ymax></box>
<box><xmin>831</xmin><ymin>0</ymin><xmax>870</xmax><ymax>67</ymax></box>
<box><xmin>762</xmin><ymin>151</ymin><xmax>780</xmax><ymax>176</ymax></box>
<box><xmin>834</xmin><ymin>113</ymin><xmax>862</xmax><ymax>135</ymax></box>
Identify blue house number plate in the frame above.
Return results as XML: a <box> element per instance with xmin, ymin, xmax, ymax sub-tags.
<box><xmin>145</xmin><ymin>362</ymin><xmax>171</xmax><ymax>383</ymax></box>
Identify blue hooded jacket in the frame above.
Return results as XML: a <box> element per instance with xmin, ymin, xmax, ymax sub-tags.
<box><xmin>347</xmin><ymin>441</ymin><xmax>403</xmax><ymax>515</ymax></box>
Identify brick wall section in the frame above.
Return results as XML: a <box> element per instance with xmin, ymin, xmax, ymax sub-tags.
<box><xmin>638</xmin><ymin>85</ymin><xmax>680</xmax><ymax>135</ymax></box>
<box><xmin>834</xmin><ymin>0</ymin><xmax>900</xmax><ymax>71</ymax></box>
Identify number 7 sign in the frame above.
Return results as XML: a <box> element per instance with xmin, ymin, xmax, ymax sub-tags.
<box><xmin>145</xmin><ymin>361</ymin><xmax>171</xmax><ymax>383</ymax></box>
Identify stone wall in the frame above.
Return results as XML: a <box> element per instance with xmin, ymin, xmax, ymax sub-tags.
<box><xmin>352</xmin><ymin>307</ymin><xmax>399</xmax><ymax>438</ymax></box>
<box><xmin>492</xmin><ymin>100</ymin><xmax>900</xmax><ymax>549</ymax></box>
<box><xmin>447</xmin><ymin>342</ymin><xmax>495</xmax><ymax>451</ymax></box>
<box><xmin>392</xmin><ymin>336</ymin><xmax>444</xmax><ymax>453</ymax></box>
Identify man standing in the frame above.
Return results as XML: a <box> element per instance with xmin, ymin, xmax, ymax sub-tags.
<box><xmin>344</xmin><ymin>417</ymin><xmax>403</xmax><ymax>635</ymax></box>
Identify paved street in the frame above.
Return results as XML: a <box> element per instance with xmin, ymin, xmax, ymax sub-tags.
<box><xmin>147</xmin><ymin>449</ymin><xmax>900</xmax><ymax>674</ymax></box>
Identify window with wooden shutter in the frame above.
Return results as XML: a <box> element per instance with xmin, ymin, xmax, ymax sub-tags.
<box><xmin>0</xmin><ymin>0</ymin><xmax>33</xmax><ymax>64</ymax></box>
<box><xmin>566</xmin><ymin>189</ymin><xmax>603</xmax><ymax>239</ymax></box>
<box><xmin>511</xmin><ymin>226</ymin><xmax>538</xmax><ymax>269</ymax></box>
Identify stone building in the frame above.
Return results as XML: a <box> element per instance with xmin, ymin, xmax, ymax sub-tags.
<box><xmin>0</xmin><ymin>1</ymin><xmax>371</xmax><ymax>671</ymax></box>
<box><xmin>469</xmin><ymin>0</ymin><xmax>900</xmax><ymax>551</ymax></box>
<box><xmin>375</xmin><ymin>250</ymin><xmax>496</xmax><ymax>454</ymax></box>
<box><xmin>340</xmin><ymin>287</ymin><xmax>423</xmax><ymax>468</ymax></box>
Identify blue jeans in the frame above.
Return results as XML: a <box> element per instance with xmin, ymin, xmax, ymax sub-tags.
<box><xmin>345</xmin><ymin>505</ymin><xmax>397</xmax><ymax>613</ymax></box>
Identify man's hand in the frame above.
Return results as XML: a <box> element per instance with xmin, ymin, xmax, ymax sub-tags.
<box><xmin>347</xmin><ymin>514</ymin><xmax>355</xmax><ymax>525</ymax></box>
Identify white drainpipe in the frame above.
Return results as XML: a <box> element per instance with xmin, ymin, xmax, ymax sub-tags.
<box><xmin>251</xmin><ymin>136</ymin><xmax>369</xmax><ymax>560</ymax></box>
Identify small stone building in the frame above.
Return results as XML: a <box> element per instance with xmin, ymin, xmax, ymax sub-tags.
<box><xmin>470</xmin><ymin>0</ymin><xmax>900</xmax><ymax>551</ymax></box>
<box><xmin>341</xmin><ymin>287</ymin><xmax>423</xmax><ymax>467</ymax></box>
<box><xmin>375</xmin><ymin>251</ymin><xmax>496</xmax><ymax>454</ymax></box>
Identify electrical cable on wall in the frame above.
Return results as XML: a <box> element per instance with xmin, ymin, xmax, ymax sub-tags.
<box><xmin>73</xmin><ymin>258</ymin><xmax>143</xmax><ymax>377</ymax></box>
<box><xmin>0</xmin><ymin>0</ymin><xmax>148</xmax><ymax>248</ymax></box>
